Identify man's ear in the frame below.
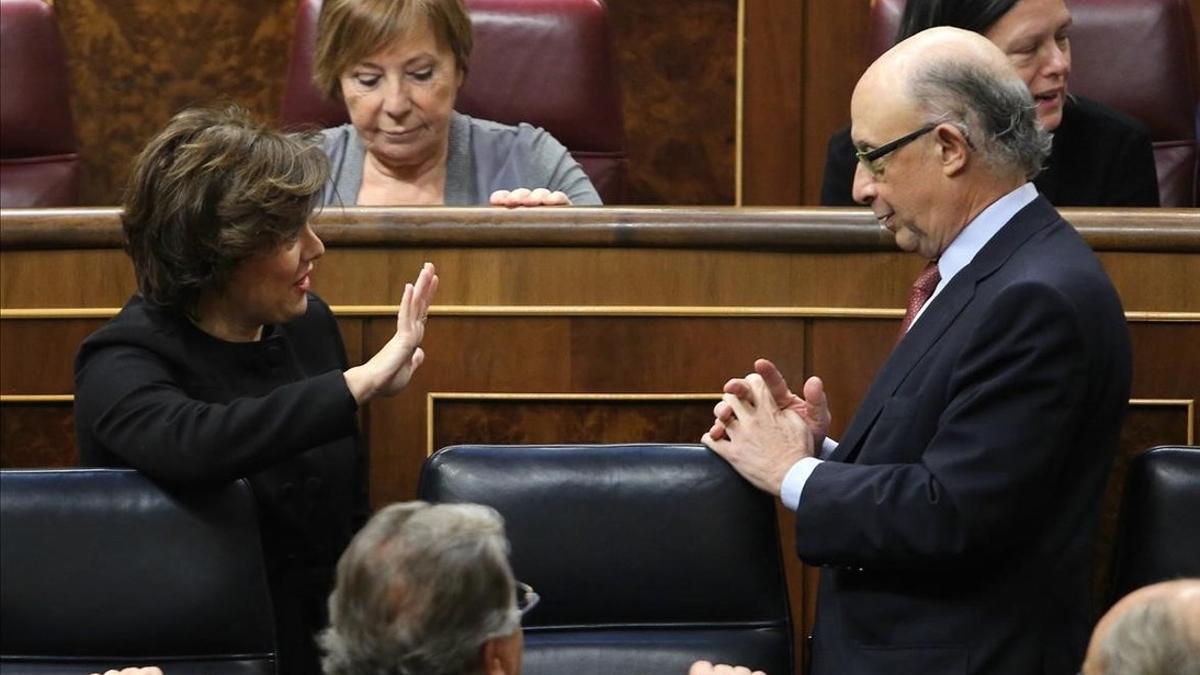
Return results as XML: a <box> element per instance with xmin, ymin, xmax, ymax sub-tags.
<box><xmin>482</xmin><ymin>638</ymin><xmax>503</xmax><ymax>675</ymax></box>
<box><xmin>481</xmin><ymin>637</ymin><xmax>515</xmax><ymax>675</ymax></box>
<box><xmin>934</xmin><ymin>123</ymin><xmax>971</xmax><ymax>177</ymax></box>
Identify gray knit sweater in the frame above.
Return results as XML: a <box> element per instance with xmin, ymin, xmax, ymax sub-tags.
<box><xmin>317</xmin><ymin>111</ymin><xmax>601</xmax><ymax>206</ymax></box>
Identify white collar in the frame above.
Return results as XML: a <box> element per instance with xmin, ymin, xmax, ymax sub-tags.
<box><xmin>908</xmin><ymin>182</ymin><xmax>1038</xmax><ymax>330</ymax></box>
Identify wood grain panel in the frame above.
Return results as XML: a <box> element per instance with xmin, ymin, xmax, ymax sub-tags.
<box><xmin>607</xmin><ymin>0</ymin><xmax>737</xmax><ymax>204</ymax></box>
<box><xmin>0</xmin><ymin>403</ymin><xmax>77</xmax><ymax>468</ymax></box>
<box><xmin>1129</xmin><ymin>323</ymin><xmax>1200</xmax><ymax>404</ymax></box>
<box><xmin>55</xmin><ymin>0</ymin><xmax>298</xmax><ymax>205</ymax></box>
<box><xmin>744</xmin><ymin>0</ymin><xmax>804</xmax><ymax>205</ymax></box>
<box><xmin>808</xmin><ymin>318</ymin><xmax>899</xmax><ymax>438</ymax></box>
<box><xmin>360</xmin><ymin>315</ymin><xmax>810</xmax><ymax>506</ymax></box>
<box><xmin>0</xmin><ymin>249</ymin><xmax>136</xmax><ymax>308</ymax></box>
<box><xmin>430</xmin><ymin>397</ymin><xmax>717</xmax><ymax>449</ymax></box>
<box><xmin>0</xmin><ymin>319</ymin><xmax>105</xmax><ymax>394</ymax></box>
<box><xmin>799</xmin><ymin>0</ymin><xmax>872</xmax><ymax>204</ymax></box>
<box><xmin>565</xmin><ymin>317</ymin><xmax>806</xmax><ymax>392</ymax></box>
<box><xmin>1099</xmin><ymin>254</ymin><xmax>1200</xmax><ymax>314</ymax></box>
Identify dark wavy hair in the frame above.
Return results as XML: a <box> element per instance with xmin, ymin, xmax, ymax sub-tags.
<box><xmin>121</xmin><ymin>105</ymin><xmax>328</xmax><ymax>314</ymax></box>
<box><xmin>897</xmin><ymin>0</ymin><xmax>1020</xmax><ymax>43</ymax></box>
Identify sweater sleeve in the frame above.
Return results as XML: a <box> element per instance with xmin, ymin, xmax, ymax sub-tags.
<box><xmin>527</xmin><ymin>127</ymin><xmax>603</xmax><ymax>205</ymax></box>
<box><xmin>75</xmin><ymin>345</ymin><xmax>358</xmax><ymax>487</ymax></box>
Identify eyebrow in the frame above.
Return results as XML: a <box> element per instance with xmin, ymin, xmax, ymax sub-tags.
<box><xmin>356</xmin><ymin>53</ymin><xmax>437</xmax><ymax>70</ymax></box>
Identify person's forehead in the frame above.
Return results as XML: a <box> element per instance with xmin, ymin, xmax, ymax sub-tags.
<box><xmin>986</xmin><ymin>0</ymin><xmax>1072</xmax><ymax>42</ymax></box>
<box><xmin>850</xmin><ymin>76</ymin><xmax>919</xmax><ymax>145</ymax></box>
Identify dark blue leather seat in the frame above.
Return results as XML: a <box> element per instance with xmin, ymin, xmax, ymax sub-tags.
<box><xmin>418</xmin><ymin>443</ymin><xmax>794</xmax><ymax>675</ymax></box>
<box><xmin>0</xmin><ymin>469</ymin><xmax>277</xmax><ymax>675</ymax></box>
<box><xmin>1108</xmin><ymin>445</ymin><xmax>1200</xmax><ymax>605</ymax></box>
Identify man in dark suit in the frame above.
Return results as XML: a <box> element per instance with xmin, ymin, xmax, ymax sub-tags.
<box><xmin>703</xmin><ymin>27</ymin><xmax>1131</xmax><ymax>675</ymax></box>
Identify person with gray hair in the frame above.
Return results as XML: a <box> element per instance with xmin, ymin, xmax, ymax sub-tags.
<box><xmin>320</xmin><ymin>501</ymin><xmax>527</xmax><ymax>675</ymax></box>
<box><xmin>319</xmin><ymin>501</ymin><xmax>775</xmax><ymax>675</ymax></box>
<box><xmin>1082</xmin><ymin>579</ymin><xmax>1200</xmax><ymax>675</ymax></box>
<box><xmin>705</xmin><ymin>27</ymin><xmax>1130</xmax><ymax>675</ymax></box>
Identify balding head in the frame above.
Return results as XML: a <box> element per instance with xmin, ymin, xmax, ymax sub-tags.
<box><xmin>1083</xmin><ymin>579</ymin><xmax>1200</xmax><ymax>675</ymax></box>
<box><xmin>859</xmin><ymin>26</ymin><xmax>1013</xmax><ymax>97</ymax></box>
<box><xmin>855</xmin><ymin>27</ymin><xmax>1049</xmax><ymax>183</ymax></box>
<box><xmin>849</xmin><ymin>27</ymin><xmax>1051</xmax><ymax>258</ymax></box>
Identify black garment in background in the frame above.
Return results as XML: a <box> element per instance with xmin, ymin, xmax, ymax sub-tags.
<box><xmin>74</xmin><ymin>293</ymin><xmax>367</xmax><ymax>675</ymax></box>
<box><xmin>820</xmin><ymin>95</ymin><xmax>1160</xmax><ymax>207</ymax></box>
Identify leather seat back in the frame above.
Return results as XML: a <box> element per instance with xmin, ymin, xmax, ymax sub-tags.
<box><xmin>418</xmin><ymin>444</ymin><xmax>794</xmax><ymax>675</ymax></box>
<box><xmin>0</xmin><ymin>0</ymin><xmax>81</xmax><ymax>207</ymax></box>
<box><xmin>0</xmin><ymin>469</ymin><xmax>278</xmax><ymax>674</ymax></box>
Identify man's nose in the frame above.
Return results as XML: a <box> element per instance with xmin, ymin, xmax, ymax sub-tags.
<box><xmin>851</xmin><ymin>162</ymin><xmax>876</xmax><ymax>206</ymax></box>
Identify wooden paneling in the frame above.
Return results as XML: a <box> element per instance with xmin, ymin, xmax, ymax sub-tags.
<box><xmin>55</xmin><ymin>0</ymin><xmax>298</xmax><ymax>205</ymax></box>
<box><xmin>808</xmin><ymin>318</ymin><xmax>899</xmax><ymax>438</ymax></box>
<box><xmin>1129</xmin><ymin>323</ymin><xmax>1200</xmax><ymax>398</ymax></box>
<box><xmin>0</xmin><ymin>402</ymin><xmax>77</xmax><ymax>468</ymax></box>
<box><xmin>744</xmin><ymin>0</ymin><xmax>805</xmax><ymax>205</ymax></box>
<box><xmin>607</xmin><ymin>0</ymin><xmax>738</xmax><ymax>204</ymax></box>
<box><xmin>429</xmin><ymin>396</ymin><xmax>717</xmax><ymax>449</ymax></box>
<box><xmin>0</xmin><ymin>319</ymin><xmax>105</xmax><ymax>394</ymax></box>
<box><xmin>797</xmin><ymin>0</ymin><xmax>872</xmax><ymax>205</ymax></box>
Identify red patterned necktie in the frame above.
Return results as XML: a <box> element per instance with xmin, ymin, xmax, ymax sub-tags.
<box><xmin>898</xmin><ymin>260</ymin><xmax>941</xmax><ymax>339</ymax></box>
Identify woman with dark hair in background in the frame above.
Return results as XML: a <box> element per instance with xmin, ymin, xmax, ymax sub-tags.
<box><xmin>74</xmin><ymin>105</ymin><xmax>438</xmax><ymax>675</ymax></box>
<box><xmin>313</xmin><ymin>0</ymin><xmax>600</xmax><ymax>207</ymax></box>
<box><xmin>820</xmin><ymin>0</ymin><xmax>1160</xmax><ymax>207</ymax></box>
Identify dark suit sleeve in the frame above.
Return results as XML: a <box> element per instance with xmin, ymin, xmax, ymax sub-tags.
<box><xmin>75</xmin><ymin>348</ymin><xmax>358</xmax><ymax>487</ymax></box>
<box><xmin>820</xmin><ymin>126</ymin><xmax>859</xmax><ymax>206</ymax></box>
<box><xmin>794</xmin><ymin>280</ymin><xmax>1089</xmax><ymax>570</ymax></box>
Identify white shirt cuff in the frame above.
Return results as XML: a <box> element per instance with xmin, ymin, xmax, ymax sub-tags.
<box><xmin>780</xmin><ymin>456</ymin><xmax>824</xmax><ymax>511</ymax></box>
<box><xmin>820</xmin><ymin>436</ymin><xmax>839</xmax><ymax>459</ymax></box>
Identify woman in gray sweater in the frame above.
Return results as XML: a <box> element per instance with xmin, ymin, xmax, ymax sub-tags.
<box><xmin>313</xmin><ymin>0</ymin><xmax>601</xmax><ymax>208</ymax></box>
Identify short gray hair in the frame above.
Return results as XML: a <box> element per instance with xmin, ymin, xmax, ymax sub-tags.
<box><xmin>320</xmin><ymin>501</ymin><xmax>520</xmax><ymax>675</ymax></box>
<box><xmin>1097</xmin><ymin>593</ymin><xmax>1200</xmax><ymax>675</ymax></box>
<box><xmin>910</xmin><ymin>60</ymin><xmax>1052</xmax><ymax>180</ymax></box>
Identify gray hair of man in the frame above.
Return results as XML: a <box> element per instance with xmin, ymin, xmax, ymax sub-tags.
<box><xmin>319</xmin><ymin>501</ymin><xmax>521</xmax><ymax>675</ymax></box>
<box><xmin>1096</xmin><ymin>591</ymin><xmax>1200</xmax><ymax>675</ymax></box>
<box><xmin>909</xmin><ymin>59</ymin><xmax>1053</xmax><ymax>181</ymax></box>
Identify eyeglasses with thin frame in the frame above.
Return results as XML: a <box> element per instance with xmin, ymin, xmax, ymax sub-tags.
<box><xmin>516</xmin><ymin>580</ymin><xmax>540</xmax><ymax>617</ymax></box>
<box><xmin>855</xmin><ymin>122</ymin><xmax>940</xmax><ymax>177</ymax></box>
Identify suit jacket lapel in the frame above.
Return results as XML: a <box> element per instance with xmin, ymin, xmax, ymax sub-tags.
<box><xmin>828</xmin><ymin>196</ymin><xmax>1061</xmax><ymax>464</ymax></box>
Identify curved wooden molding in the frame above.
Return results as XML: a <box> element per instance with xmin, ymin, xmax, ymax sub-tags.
<box><xmin>4</xmin><ymin>207</ymin><xmax>1197</xmax><ymax>251</ymax></box>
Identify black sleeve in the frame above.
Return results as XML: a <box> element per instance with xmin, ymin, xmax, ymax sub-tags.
<box><xmin>1103</xmin><ymin>124</ymin><xmax>1160</xmax><ymax>207</ymax></box>
<box><xmin>820</xmin><ymin>125</ymin><xmax>859</xmax><ymax>206</ymax></box>
<box><xmin>75</xmin><ymin>348</ymin><xmax>359</xmax><ymax>487</ymax></box>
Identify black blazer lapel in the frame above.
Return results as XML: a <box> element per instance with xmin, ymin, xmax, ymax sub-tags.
<box><xmin>828</xmin><ymin>195</ymin><xmax>1062</xmax><ymax>464</ymax></box>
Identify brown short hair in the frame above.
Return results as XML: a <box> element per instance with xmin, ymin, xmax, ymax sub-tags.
<box><xmin>121</xmin><ymin>105</ymin><xmax>328</xmax><ymax>313</ymax></box>
<box><xmin>313</xmin><ymin>0</ymin><xmax>473</xmax><ymax>101</ymax></box>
